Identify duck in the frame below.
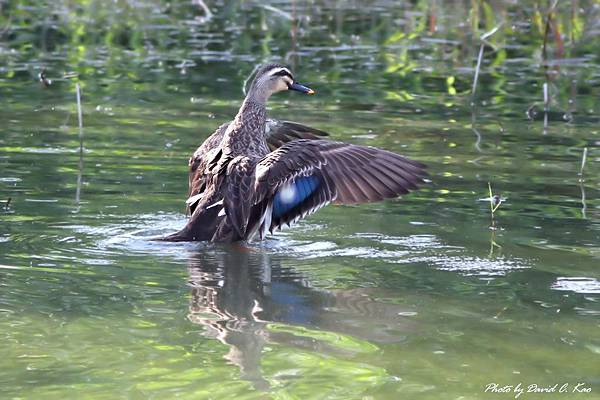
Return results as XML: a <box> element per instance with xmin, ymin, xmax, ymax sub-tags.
<box><xmin>163</xmin><ymin>64</ymin><xmax>427</xmax><ymax>242</ymax></box>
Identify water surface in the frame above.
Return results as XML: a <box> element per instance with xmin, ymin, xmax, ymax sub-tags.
<box><xmin>1</xmin><ymin>1</ymin><xmax>600</xmax><ymax>399</ymax></box>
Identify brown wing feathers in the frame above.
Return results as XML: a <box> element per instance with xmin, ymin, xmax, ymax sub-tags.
<box><xmin>265</xmin><ymin>120</ymin><xmax>329</xmax><ymax>151</ymax></box>
<box><xmin>255</xmin><ymin>139</ymin><xmax>427</xmax><ymax>232</ymax></box>
<box><xmin>324</xmin><ymin>145</ymin><xmax>424</xmax><ymax>203</ymax></box>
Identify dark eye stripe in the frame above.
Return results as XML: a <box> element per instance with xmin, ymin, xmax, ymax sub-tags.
<box><xmin>273</xmin><ymin>70</ymin><xmax>293</xmax><ymax>80</ymax></box>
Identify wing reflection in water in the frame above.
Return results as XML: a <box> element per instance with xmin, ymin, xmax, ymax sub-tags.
<box><xmin>185</xmin><ymin>246</ymin><xmax>417</xmax><ymax>390</ymax></box>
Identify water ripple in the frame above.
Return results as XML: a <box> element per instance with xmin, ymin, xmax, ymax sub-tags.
<box><xmin>551</xmin><ymin>277</ymin><xmax>600</xmax><ymax>294</ymax></box>
<box><xmin>271</xmin><ymin>231</ymin><xmax>530</xmax><ymax>277</ymax></box>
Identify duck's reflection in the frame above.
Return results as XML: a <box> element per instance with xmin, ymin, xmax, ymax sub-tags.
<box><xmin>187</xmin><ymin>248</ymin><xmax>272</xmax><ymax>388</ymax></box>
<box><xmin>186</xmin><ymin>246</ymin><xmax>415</xmax><ymax>388</ymax></box>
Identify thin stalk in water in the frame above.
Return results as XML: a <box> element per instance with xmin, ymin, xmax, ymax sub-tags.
<box><xmin>471</xmin><ymin>23</ymin><xmax>503</xmax><ymax>102</ymax></box>
<box><xmin>579</xmin><ymin>147</ymin><xmax>588</xmax><ymax>218</ymax></box>
<box><xmin>487</xmin><ymin>182</ymin><xmax>502</xmax><ymax>256</ymax></box>
<box><xmin>75</xmin><ymin>83</ymin><xmax>84</xmax><ymax>204</ymax></box>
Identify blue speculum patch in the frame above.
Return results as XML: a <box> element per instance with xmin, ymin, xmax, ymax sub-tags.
<box><xmin>272</xmin><ymin>175</ymin><xmax>320</xmax><ymax>218</ymax></box>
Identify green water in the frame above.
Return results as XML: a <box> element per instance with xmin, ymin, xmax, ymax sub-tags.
<box><xmin>1</xmin><ymin>1</ymin><xmax>600</xmax><ymax>399</ymax></box>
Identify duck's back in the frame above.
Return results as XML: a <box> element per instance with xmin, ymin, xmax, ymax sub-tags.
<box><xmin>186</xmin><ymin>120</ymin><xmax>328</xmax><ymax>215</ymax></box>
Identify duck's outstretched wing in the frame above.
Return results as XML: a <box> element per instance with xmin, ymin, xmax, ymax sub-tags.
<box><xmin>264</xmin><ymin>119</ymin><xmax>328</xmax><ymax>151</ymax></box>
<box><xmin>186</xmin><ymin>120</ymin><xmax>328</xmax><ymax>215</ymax></box>
<box><xmin>253</xmin><ymin>139</ymin><xmax>427</xmax><ymax>235</ymax></box>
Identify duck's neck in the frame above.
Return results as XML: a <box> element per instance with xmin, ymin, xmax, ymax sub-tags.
<box><xmin>222</xmin><ymin>96</ymin><xmax>269</xmax><ymax>156</ymax></box>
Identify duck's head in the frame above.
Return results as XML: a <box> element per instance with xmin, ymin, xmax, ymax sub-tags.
<box><xmin>246</xmin><ymin>64</ymin><xmax>314</xmax><ymax>103</ymax></box>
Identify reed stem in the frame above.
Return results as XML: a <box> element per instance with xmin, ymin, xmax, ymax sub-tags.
<box><xmin>75</xmin><ymin>83</ymin><xmax>84</xmax><ymax>204</ymax></box>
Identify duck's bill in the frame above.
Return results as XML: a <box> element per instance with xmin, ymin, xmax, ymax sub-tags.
<box><xmin>289</xmin><ymin>82</ymin><xmax>315</xmax><ymax>95</ymax></box>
